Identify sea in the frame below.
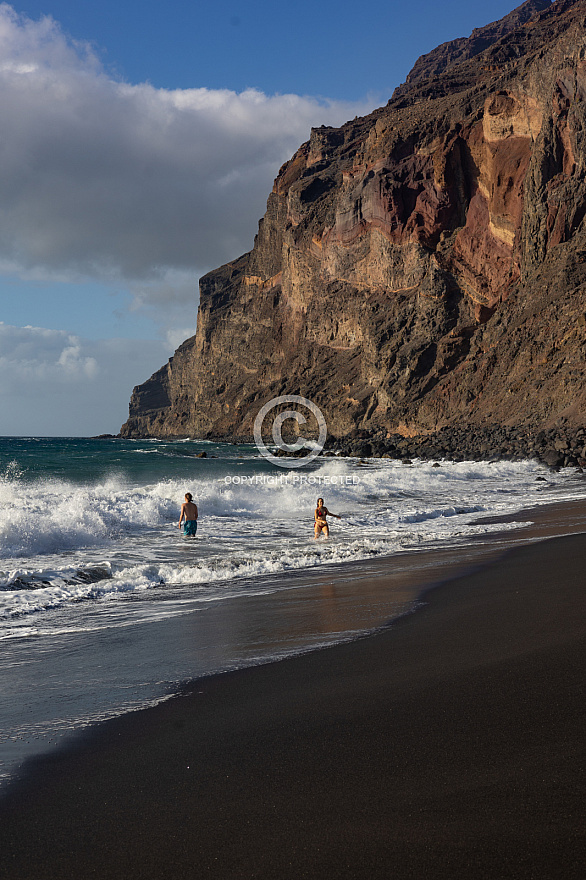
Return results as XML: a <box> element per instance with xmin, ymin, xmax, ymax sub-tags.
<box><xmin>1</xmin><ymin>435</ymin><xmax>585</xmax><ymax>784</ymax></box>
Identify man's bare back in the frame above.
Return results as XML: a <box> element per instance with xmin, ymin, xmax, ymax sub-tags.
<box><xmin>179</xmin><ymin>493</ymin><xmax>198</xmax><ymax>535</ymax></box>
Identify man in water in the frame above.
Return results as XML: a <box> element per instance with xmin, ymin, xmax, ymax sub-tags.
<box><xmin>314</xmin><ymin>497</ymin><xmax>340</xmax><ymax>539</ymax></box>
<box><xmin>178</xmin><ymin>492</ymin><xmax>198</xmax><ymax>536</ymax></box>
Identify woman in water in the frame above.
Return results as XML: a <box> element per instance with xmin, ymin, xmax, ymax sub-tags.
<box><xmin>314</xmin><ymin>497</ymin><xmax>340</xmax><ymax>539</ymax></box>
<box><xmin>178</xmin><ymin>492</ymin><xmax>198</xmax><ymax>536</ymax></box>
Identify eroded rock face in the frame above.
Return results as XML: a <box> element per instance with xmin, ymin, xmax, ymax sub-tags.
<box><xmin>121</xmin><ymin>0</ymin><xmax>586</xmax><ymax>441</ymax></box>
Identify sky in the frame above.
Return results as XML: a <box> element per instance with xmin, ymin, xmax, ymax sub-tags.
<box><xmin>0</xmin><ymin>0</ymin><xmax>523</xmax><ymax>436</ymax></box>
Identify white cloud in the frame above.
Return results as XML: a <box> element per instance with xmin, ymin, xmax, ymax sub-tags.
<box><xmin>0</xmin><ymin>3</ymin><xmax>375</xmax><ymax>285</ymax></box>
<box><xmin>0</xmin><ymin>322</ymin><xmax>168</xmax><ymax>435</ymax></box>
<box><xmin>0</xmin><ymin>323</ymin><xmax>97</xmax><ymax>384</ymax></box>
<box><xmin>56</xmin><ymin>343</ymin><xmax>98</xmax><ymax>378</ymax></box>
<box><xmin>0</xmin><ymin>5</ymin><xmax>377</xmax><ymax>435</ymax></box>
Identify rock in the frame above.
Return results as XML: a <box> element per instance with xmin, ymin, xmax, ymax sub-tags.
<box><xmin>541</xmin><ymin>449</ymin><xmax>564</xmax><ymax>469</ymax></box>
<box><xmin>121</xmin><ymin>0</ymin><xmax>586</xmax><ymax>451</ymax></box>
<box><xmin>392</xmin><ymin>0</ymin><xmax>551</xmax><ymax>104</ymax></box>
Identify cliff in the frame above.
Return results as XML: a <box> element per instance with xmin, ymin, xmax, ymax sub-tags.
<box><xmin>121</xmin><ymin>0</ymin><xmax>586</xmax><ymax>445</ymax></box>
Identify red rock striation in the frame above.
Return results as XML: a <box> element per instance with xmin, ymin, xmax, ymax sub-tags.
<box><xmin>121</xmin><ymin>0</ymin><xmax>586</xmax><ymax>443</ymax></box>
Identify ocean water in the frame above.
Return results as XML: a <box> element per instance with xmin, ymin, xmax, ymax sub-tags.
<box><xmin>1</xmin><ymin>436</ymin><xmax>585</xmax><ymax>783</ymax></box>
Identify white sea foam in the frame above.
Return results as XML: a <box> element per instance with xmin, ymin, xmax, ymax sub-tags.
<box><xmin>0</xmin><ymin>474</ymin><xmax>176</xmax><ymax>558</ymax></box>
<box><xmin>0</xmin><ymin>454</ymin><xmax>583</xmax><ymax>625</ymax></box>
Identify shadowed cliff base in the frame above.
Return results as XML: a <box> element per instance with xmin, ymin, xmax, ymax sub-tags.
<box><xmin>121</xmin><ymin>0</ymin><xmax>586</xmax><ymax>447</ymax></box>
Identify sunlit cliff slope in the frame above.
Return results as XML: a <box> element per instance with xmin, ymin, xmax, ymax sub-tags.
<box><xmin>121</xmin><ymin>0</ymin><xmax>586</xmax><ymax>444</ymax></box>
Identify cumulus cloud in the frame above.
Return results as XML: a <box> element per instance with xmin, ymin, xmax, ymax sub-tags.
<box><xmin>0</xmin><ymin>322</ymin><xmax>168</xmax><ymax>435</ymax></box>
<box><xmin>0</xmin><ymin>5</ymin><xmax>378</xmax><ymax>435</ymax></box>
<box><xmin>0</xmin><ymin>323</ymin><xmax>98</xmax><ymax>385</ymax></box>
<box><xmin>0</xmin><ymin>3</ymin><xmax>375</xmax><ymax>285</ymax></box>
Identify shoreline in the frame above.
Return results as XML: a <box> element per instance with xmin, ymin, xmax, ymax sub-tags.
<box><xmin>1</xmin><ymin>498</ymin><xmax>585</xmax><ymax>878</ymax></box>
<box><xmin>114</xmin><ymin>424</ymin><xmax>586</xmax><ymax>471</ymax></box>
<box><xmin>1</xmin><ymin>494</ymin><xmax>585</xmax><ymax>787</ymax></box>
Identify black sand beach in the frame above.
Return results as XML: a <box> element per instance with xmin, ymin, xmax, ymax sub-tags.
<box><xmin>1</xmin><ymin>527</ymin><xmax>585</xmax><ymax>879</ymax></box>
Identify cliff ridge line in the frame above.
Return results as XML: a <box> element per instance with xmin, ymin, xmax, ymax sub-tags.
<box><xmin>121</xmin><ymin>0</ymin><xmax>586</xmax><ymax>445</ymax></box>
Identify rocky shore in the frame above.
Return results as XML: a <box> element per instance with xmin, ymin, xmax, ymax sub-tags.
<box><xmin>318</xmin><ymin>424</ymin><xmax>586</xmax><ymax>469</ymax></box>
<box><xmin>112</xmin><ymin>422</ymin><xmax>586</xmax><ymax>470</ymax></box>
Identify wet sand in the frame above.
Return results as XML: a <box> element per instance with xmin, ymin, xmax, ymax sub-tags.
<box><xmin>0</xmin><ymin>524</ymin><xmax>585</xmax><ymax>878</ymax></box>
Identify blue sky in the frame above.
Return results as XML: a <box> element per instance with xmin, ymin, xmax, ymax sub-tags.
<box><xmin>0</xmin><ymin>0</ymin><xmax>523</xmax><ymax>435</ymax></box>
<box><xmin>12</xmin><ymin>0</ymin><xmax>517</xmax><ymax>98</ymax></box>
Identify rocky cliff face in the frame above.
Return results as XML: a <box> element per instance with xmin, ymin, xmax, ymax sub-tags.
<box><xmin>121</xmin><ymin>0</ymin><xmax>586</xmax><ymax>442</ymax></box>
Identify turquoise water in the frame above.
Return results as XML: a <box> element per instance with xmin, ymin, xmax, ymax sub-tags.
<box><xmin>0</xmin><ymin>436</ymin><xmax>254</xmax><ymax>484</ymax></box>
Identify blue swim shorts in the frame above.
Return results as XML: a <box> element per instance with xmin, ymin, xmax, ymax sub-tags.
<box><xmin>183</xmin><ymin>520</ymin><xmax>198</xmax><ymax>536</ymax></box>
